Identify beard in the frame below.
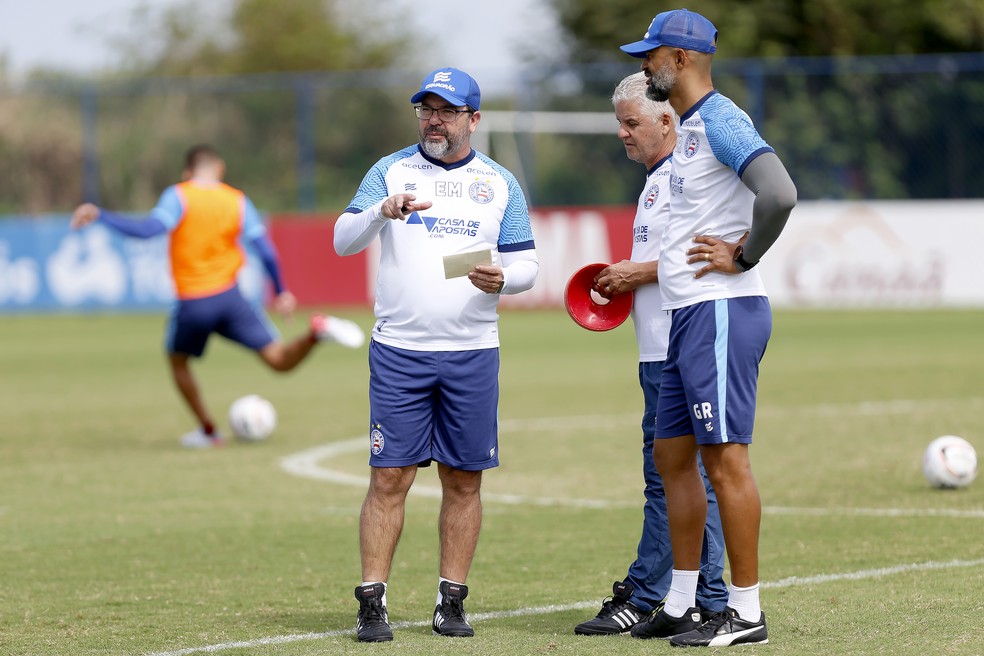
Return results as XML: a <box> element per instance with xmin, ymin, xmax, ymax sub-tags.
<box><xmin>646</xmin><ymin>61</ymin><xmax>676</xmax><ymax>102</ymax></box>
<box><xmin>419</xmin><ymin>125</ymin><xmax>464</xmax><ymax>159</ymax></box>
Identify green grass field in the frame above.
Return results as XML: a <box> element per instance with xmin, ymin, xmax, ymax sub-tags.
<box><xmin>1</xmin><ymin>308</ymin><xmax>983</xmax><ymax>656</ymax></box>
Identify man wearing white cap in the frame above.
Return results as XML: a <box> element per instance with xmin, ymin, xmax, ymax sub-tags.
<box><xmin>619</xmin><ymin>8</ymin><xmax>797</xmax><ymax>648</ymax></box>
<box><xmin>334</xmin><ymin>67</ymin><xmax>538</xmax><ymax>642</ymax></box>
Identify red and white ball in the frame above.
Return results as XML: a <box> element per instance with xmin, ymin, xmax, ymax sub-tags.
<box><xmin>922</xmin><ymin>435</ymin><xmax>977</xmax><ymax>489</ymax></box>
<box><xmin>228</xmin><ymin>394</ymin><xmax>277</xmax><ymax>441</ymax></box>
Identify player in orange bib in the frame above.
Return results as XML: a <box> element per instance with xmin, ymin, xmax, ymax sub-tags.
<box><xmin>71</xmin><ymin>145</ymin><xmax>365</xmax><ymax>448</ymax></box>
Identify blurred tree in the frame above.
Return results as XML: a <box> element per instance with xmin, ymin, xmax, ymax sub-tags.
<box><xmin>551</xmin><ymin>0</ymin><xmax>984</xmax><ymax>61</ymax></box>
<box><xmin>0</xmin><ymin>0</ymin><xmax>414</xmax><ymax>213</ymax></box>
<box><xmin>536</xmin><ymin>0</ymin><xmax>984</xmax><ymax>204</ymax></box>
<box><xmin>114</xmin><ymin>0</ymin><xmax>401</xmax><ymax>75</ymax></box>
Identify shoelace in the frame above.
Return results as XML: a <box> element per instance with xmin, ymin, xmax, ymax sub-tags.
<box><xmin>645</xmin><ymin>601</ymin><xmax>667</xmax><ymax>622</ymax></box>
<box><xmin>440</xmin><ymin>597</ymin><xmax>466</xmax><ymax>622</ymax></box>
<box><xmin>700</xmin><ymin>609</ymin><xmax>732</xmax><ymax>631</ymax></box>
<box><xmin>359</xmin><ymin>600</ymin><xmax>387</xmax><ymax>625</ymax></box>
<box><xmin>597</xmin><ymin>595</ymin><xmax>632</xmax><ymax>618</ymax></box>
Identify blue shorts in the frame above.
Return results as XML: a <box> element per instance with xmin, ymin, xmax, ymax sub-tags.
<box><xmin>655</xmin><ymin>297</ymin><xmax>772</xmax><ymax>444</ymax></box>
<box><xmin>165</xmin><ymin>286</ymin><xmax>277</xmax><ymax>358</ymax></box>
<box><xmin>367</xmin><ymin>340</ymin><xmax>499</xmax><ymax>471</ymax></box>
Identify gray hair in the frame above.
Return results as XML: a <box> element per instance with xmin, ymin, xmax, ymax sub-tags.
<box><xmin>611</xmin><ymin>72</ymin><xmax>673</xmax><ymax>122</ymax></box>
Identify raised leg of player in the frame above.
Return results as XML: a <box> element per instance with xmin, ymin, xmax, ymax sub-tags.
<box><xmin>437</xmin><ymin>464</ymin><xmax>483</xmax><ymax>582</ymax></box>
<box><xmin>360</xmin><ymin>465</ymin><xmax>418</xmax><ymax>582</ymax></box>
<box><xmin>699</xmin><ymin>442</ymin><xmax>761</xmax><ymax>587</ymax></box>
<box><xmin>257</xmin><ymin>334</ymin><xmax>317</xmax><ymax>372</ymax></box>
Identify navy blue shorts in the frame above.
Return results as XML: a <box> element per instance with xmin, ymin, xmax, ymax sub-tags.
<box><xmin>367</xmin><ymin>340</ymin><xmax>500</xmax><ymax>471</ymax></box>
<box><xmin>655</xmin><ymin>297</ymin><xmax>772</xmax><ymax>444</ymax></box>
<box><xmin>165</xmin><ymin>286</ymin><xmax>277</xmax><ymax>358</ymax></box>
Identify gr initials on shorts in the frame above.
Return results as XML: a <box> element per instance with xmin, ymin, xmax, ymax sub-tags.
<box><xmin>655</xmin><ymin>296</ymin><xmax>772</xmax><ymax>445</ymax></box>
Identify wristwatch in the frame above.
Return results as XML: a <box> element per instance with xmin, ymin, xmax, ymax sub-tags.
<box><xmin>732</xmin><ymin>244</ymin><xmax>758</xmax><ymax>272</ymax></box>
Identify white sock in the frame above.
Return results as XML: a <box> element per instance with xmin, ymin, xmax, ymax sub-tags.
<box><xmin>663</xmin><ymin>570</ymin><xmax>700</xmax><ymax>618</ymax></box>
<box><xmin>437</xmin><ymin>577</ymin><xmax>465</xmax><ymax>606</ymax></box>
<box><xmin>362</xmin><ymin>581</ymin><xmax>387</xmax><ymax>608</ymax></box>
<box><xmin>728</xmin><ymin>583</ymin><xmax>761</xmax><ymax>621</ymax></box>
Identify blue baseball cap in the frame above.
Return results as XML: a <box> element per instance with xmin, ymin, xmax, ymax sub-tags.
<box><xmin>410</xmin><ymin>67</ymin><xmax>482</xmax><ymax>110</ymax></box>
<box><xmin>619</xmin><ymin>9</ymin><xmax>718</xmax><ymax>57</ymax></box>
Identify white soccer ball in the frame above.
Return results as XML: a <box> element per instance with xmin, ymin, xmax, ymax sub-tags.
<box><xmin>228</xmin><ymin>394</ymin><xmax>277</xmax><ymax>441</ymax></box>
<box><xmin>922</xmin><ymin>435</ymin><xmax>977</xmax><ymax>489</ymax></box>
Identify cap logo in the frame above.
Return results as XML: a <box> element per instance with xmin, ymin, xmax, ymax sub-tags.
<box><xmin>426</xmin><ymin>81</ymin><xmax>456</xmax><ymax>93</ymax></box>
<box><xmin>412</xmin><ymin>67</ymin><xmax>480</xmax><ymax>110</ymax></box>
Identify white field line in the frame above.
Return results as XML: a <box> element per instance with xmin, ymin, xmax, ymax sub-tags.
<box><xmin>279</xmin><ymin>438</ymin><xmax>633</xmax><ymax>509</ymax></box>
<box><xmin>757</xmin><ymin>396</ymin><xmax>984</xmax><ymax>418</ymax></box>
<box><xmin>142</xmin><ymin>557</ymin><xmax>984</xmax><ymax>656</ymax></box>
<box><xmin>279</xmin><ymin>399</ymin><xmax>984</xmax><ymax>516</ymax></box>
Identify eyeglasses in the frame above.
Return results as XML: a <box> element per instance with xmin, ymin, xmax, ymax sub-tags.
<box><xmin>414</xmin><ymin>105</ymin><xmax>473</xmax><ymax>122</ymax></box>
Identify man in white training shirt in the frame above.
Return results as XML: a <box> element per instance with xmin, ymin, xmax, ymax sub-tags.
<box><xmin>574</xmin><ymin>72</ymin><xmax>727</xmax><ymax>638</ymax></box>
<box><xmin>333</xmin><ymin>67</ymin><xmax>538</xmax><ymax>643</ymax></box>
<box><xmin>619</xmin><ymin>8</ymin><xmax>797</xmax><ymax>648</ymax></box>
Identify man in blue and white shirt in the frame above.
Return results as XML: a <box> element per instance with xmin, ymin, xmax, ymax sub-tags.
<box><xmin>574</xmin><ymin>72</ymin><xmax>727</xmax><ymax>638</ymax></box>
<box><xmin>334</xmin><ymin>67</ymin><xmax>538</xmax><ymax>643</ymax></box>
<box><xmin>619</xmin><ymin>8</ymin><xmax>797</xmax><ymax>648</ymax></box>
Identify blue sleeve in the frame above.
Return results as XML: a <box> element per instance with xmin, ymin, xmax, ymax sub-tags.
<box><xmin>241</xmin><ymin>196</ymin><xmax>266</xmax><ymax>241</ymax></box>
<box><xmin>98</xmin><ymin>211</ymin><xmax>167</xmax><ymax>238</ymax></box>
<box><xmin>149</xmin><ymin>186</ymin><xmax>184</xmax><ymax>230</ymax></box>
<box><xmin>250</xmin><ymin>234</ymin><xmax>285</xmax><ymax>295</ymax></box>
<box><xmin>703</xmin><ymin>94</ymin><xmax>775</xmax><ymax>177</ymax></box>
<box><xmin>344</xmin><ymin>147</ymin><xmax>416</xmax><ymax>213</ymax></box>
<box><xmin>497</xmin><ymin>174</ymin><xmax>535</xmax><ymax>251</ymax></box>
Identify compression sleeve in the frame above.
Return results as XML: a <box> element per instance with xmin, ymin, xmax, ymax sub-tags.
<box><xmin>250</xmin><ymin>234</ymin><xmax>285</xmax><ymax>294</ymax></box>
<box><xmin>98</xmin><ymin>211</ymin><xmax>168</xmax><ymax>239</ymax></box>
<box><xmin>739</xmin><ymin>152</ymin><xmax>798</xmax><ymax>262</ymax></box>
<box><xmin>333</xmin><ymin>201</ymin><xmax>388</xmax><ymax>256</ymax></box>
<box><xmin>499</xmin><ymin>248</ymin><xmax>538</xmax><ymax>295</ymax></box>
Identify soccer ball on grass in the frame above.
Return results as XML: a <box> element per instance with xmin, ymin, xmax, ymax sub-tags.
<box><xmin>228</xmin><ymin>394</ymin><xmax>277</xmax><ymax>441</ymax></box>
<box><xmin>922</xmin><ymin>435</ymin><xmax>977</xmax><ymax>489</ymax></box>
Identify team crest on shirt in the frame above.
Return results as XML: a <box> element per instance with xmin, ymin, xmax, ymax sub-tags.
<box><xmin>643</xmin><ymin>182</ymin><xmax>660</xmax><ymax>209</ymax></box>
<box><xmin>685</xmin><ymin>132</ymin><xmax>700</xmax><ymax>158</ymax></box>
<box><xmin>468</xmin><ymin>180</ymin><xmax>494</xmax><ymax>204</ymax></box>
<box><xmin>370</xmin><ymin>428</ymin><xmax>385</xmax><ymax>455</ymax></box>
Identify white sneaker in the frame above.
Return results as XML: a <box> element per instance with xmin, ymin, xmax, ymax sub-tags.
<box><xmin>310</xmin><ymin>314</ymin><xmax>365</xmax><ymax>348</ymax></box>
<box><xmin>180</xmin><ymin>428</ymin><xmax>226</xmax><ymax>449</ymax></box>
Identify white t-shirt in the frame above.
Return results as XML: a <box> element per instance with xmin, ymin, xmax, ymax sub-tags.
<box><xmin>339</xmin><ymin>146</ymin><xmax>535</xmax><ymax>351</ymax></box>
<box><xmin>659</xmin><ymin>91</ymin><xmax>774</xmax><ymax>310</ymax></box>
<box><xmin>630</xmin><ymin>155</ymin><xmax>672</xmax><ymax>362</ymax></box>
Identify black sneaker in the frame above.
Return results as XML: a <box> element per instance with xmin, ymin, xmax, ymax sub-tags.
<box><xmin>670</xmin><ymin>607</ymin><xmax>768</xmax><ymax>647</ymax></box>
<box><xmin>432</xmin><ymin>581</ymin><xmax>474</xmax><ymax>637</ymax></box>
<box><xmin>574</xmin><ymin>581</ymin><xmax>644</xmax><ymax>635</ymax></box>
<box><xmin>630</xmin><ymin>604</ymin><xmax>702</xmax><ymax>639</ymax></box>
<box><xmin>354</xmin><ymin>583</ymin><xmax>393</xmax><ymax>642</ymax></box>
